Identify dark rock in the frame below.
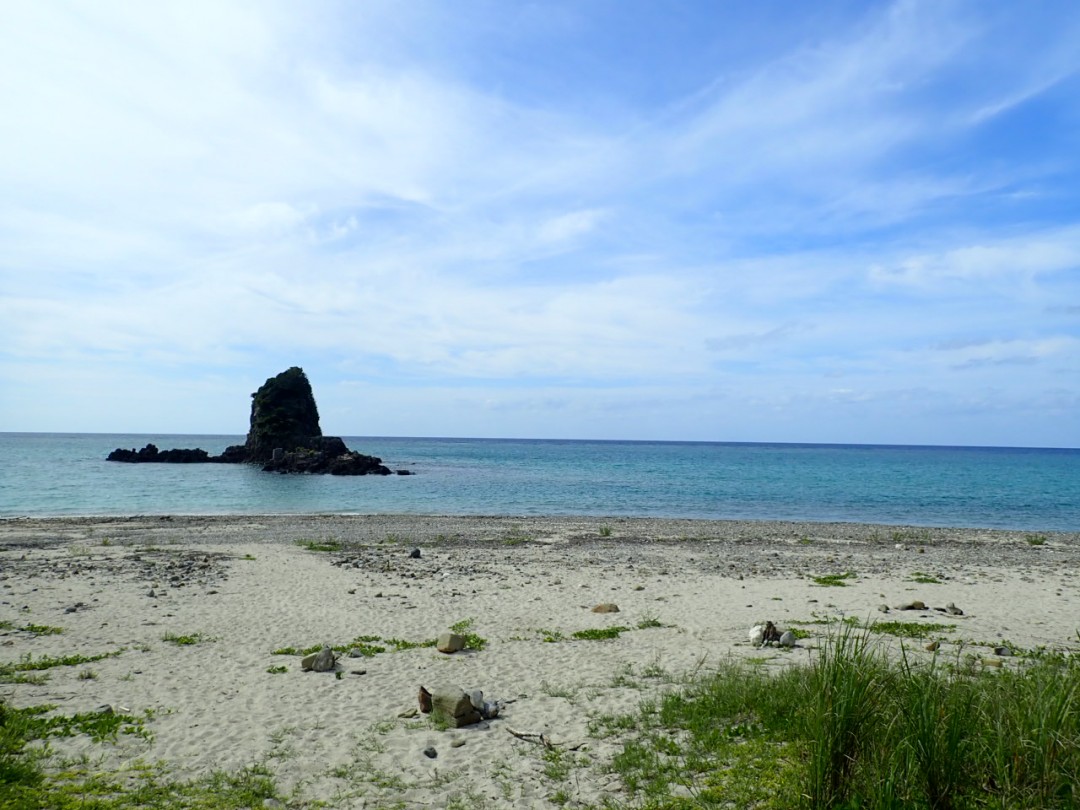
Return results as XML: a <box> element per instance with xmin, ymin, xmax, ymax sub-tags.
<box><xmin>423</xmin><ymin>747</ymin><xmax>437</xmax><ymax>759</ymax></box>
<box><xmin>409</xmin><ymin>548</ymin><xmax>422</xmax><ymax>559</ymax></box>
<box><xmin>105</xmin><ymin>367</ymin><xmax>409</xmax><ymax>475</ymax></box>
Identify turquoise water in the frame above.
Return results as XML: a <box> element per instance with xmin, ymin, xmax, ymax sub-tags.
<box><xmin>1</xmin><ymin>433</ymin><xmax>1078</xmax><ymax>531</ymax></box>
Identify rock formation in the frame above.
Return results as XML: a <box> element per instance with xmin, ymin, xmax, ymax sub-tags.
<box><xmin>108</xmin><ymin>367</ymin><xmax>406</xmax><ymax>475</ymax></box>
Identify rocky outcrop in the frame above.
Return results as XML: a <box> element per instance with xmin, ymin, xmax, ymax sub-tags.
<box><xmin>107</xmin><ymin>444</ymin><xmax>211</xmax><ymax>463</ymax></box>
<box><xmin>233</xmin><ymin>366</ymin><xmax>322</xmax><ymax>463</ymax></box>
<box><xmin>107</xmin><ymin>367</ymin><xmax>404</xmax><ymax>476</ymax></box>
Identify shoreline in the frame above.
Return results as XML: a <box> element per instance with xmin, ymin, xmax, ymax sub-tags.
<box><xmin>3</xmin><ymin>515</ymin><xmax>1079</xmax><ymax>807</ymax></box>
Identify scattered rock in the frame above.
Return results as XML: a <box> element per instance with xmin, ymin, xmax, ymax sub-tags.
<box><xmin>409</xmin><ymin>548</ymin><xmax>421</xmax><ymax>559</ymax></box>
<box><xmin>423</xmin><ymin>746</ymin><xmax>437</xmax><ymax>759</ymax></box>
<box><xmin>945</xmin><ymin>602</ymin><xmax>964</xmax><ymax>616</ymax></box>
<box><xmin>925</xmin><ymin>640</ymin><xmax>941</xmax><ymax>652</ymax></box>
<box><xmin>894</xmin><ymin>600</ymin><xmax>927</xmax><ymax>611</ymax></box>
<box><xmin>428</xmin><ymin>685</ymin><xmax>482</xmax><ymax>728</ymax></box>
<box><xmin>436</xmin><ymin>632</ymin><xmax>466</xmax><ymax>654</ymax></box>
<box><xmin>450</xmin><ymin>738</ymin><xmax>466</xmax><ymax>748</ymax></box>
<box><xmin>301</xmin><ymin>646</ymin><xmax>337</xmax><ymax>672</ymax></box>
<box><xmin>994</xmin><ymin>646</ymin><xmax>1013</xmax><ymax>657</ymax></box>
<box><xmin>877</xmin><ymin>604</ymin><xmax>890</xmax><ymax>613</ymax></box>
<box><xmin>748</xmin><ymin>624</ymin><xmax>765</xmax><ymax>647</ymax></box>
<box><xmin>419</xmin><ymin>686</ymin><xmax>433</xmax><ymax>714</ymax></box>
<box><xmin>591</xmin><ymin>603</ymin><xmax>620</xmax><ymax>613</ymax></box>
<box><xmin>779</xmin><ymin>630</ymin><xmax>797</xmax><ymax>647</ymax></box>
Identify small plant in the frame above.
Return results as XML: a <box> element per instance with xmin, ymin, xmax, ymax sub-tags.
<box><xmin>162</xmin><ymin>631</ymin><xmax>215</xmax><ymax>646</ymax></box>
<box><xmin>1025</xmin><ymin>534</ymin><xmax>1048</xmax><ymax>546</ymax></box>
<box><xmin>636</xmin><ymin>615</ymin><xmax>664</xmax><ymax>630</ymax></box>
<box><xmin>598</xmin><ymin>525</ymin><xmax>613</xmax><ymax>537</ymax></box>
<box><xmin>539</xmin><ymin>628</ymin><xmax>565</xmax><ymax>643</ymax></box>
<box><xmin>871</xmin><ymin>620</ymin><xmax>955</xmax><ymax>640</ymax></box>
<box><xmin>449</xmin><ymin>618</ymin><xmax>487</xmax><ymax>651</ymax></box>
<box><xmin>266</xmin><ymin>665</ymin><xmax>288</xmax><ymax>674</ymax></box>
<box><xmin>909</xmin><ymin>571</ymin><xmax>942</xmax><ymax>584</ymax></box>
<box><xmin>812</xmin><ymin>572</ymin><xmax>856</xmax><ymax>587</ymax></box>
<box><xmin>20</xmin><ymin>624</ymin><xmax>64</xmax><ymax>636</ymax></box>
<box><xmin>1</xmin><ymin>649</ymin><xmax>125</xmax><ymax>678</ymax></box>
<box><xmin>296</xmin><ymin>539</ymin><xmax>343</xmax><ymax>552</ymax></box>
<box><xmin>77</xmin><ymin>669</ymin><xmax>97</xmax><ymax>680</ymax></box>
<box><xmin>572</xmin><ymin>626</ymin><xmax>630</xmax><ymax>641</ymax></box>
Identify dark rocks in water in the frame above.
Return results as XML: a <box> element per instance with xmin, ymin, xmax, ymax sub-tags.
<box><xmin>107</xmin><ymin>444</ymin><xmax>211</xmax><ymax>463</ymax></box>
<box><xmin>261</xmin><ymin>440</ymin><xmax>391</xmax><ymax>476</ymax></box>
<box><xmin>106</xmin><ymin>366</ymin><xmax>404</xmax><ymax>476</ymax></box>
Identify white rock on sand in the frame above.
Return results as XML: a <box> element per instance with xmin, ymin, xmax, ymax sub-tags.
<box><xmin>1</xmin><ymin>515</ymin><xmax>1078</xmax><ymax>808</ymax></box>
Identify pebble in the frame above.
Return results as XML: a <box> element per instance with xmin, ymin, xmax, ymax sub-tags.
<box><xmin>423</xmin><ymin>746</ymin><xmax>437</xmax><ymax>759</ymax></box>
<box><xmin>409</xmin><ymin>548</ymin><xmax>422</xmax><ymax>559</ymax></box>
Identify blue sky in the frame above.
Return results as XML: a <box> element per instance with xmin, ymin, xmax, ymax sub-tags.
<box><xmin>1</xmin><ymin>1</ymin><xmax>1078</xmax><ymax>446</ymax></box>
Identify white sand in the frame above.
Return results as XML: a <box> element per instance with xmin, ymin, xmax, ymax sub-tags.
<box><xmin>2</xmin><ymin>515</ymin><xmax>1079</xmax><ymax>808</ymax></box>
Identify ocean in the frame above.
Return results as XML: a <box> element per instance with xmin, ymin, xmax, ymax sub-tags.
<box><xmin>1</xmin><ymin>433</ymin><xmax>1077</xmax><ymax>531</ymax></box>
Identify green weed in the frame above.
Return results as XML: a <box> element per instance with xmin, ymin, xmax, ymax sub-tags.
<box><xmin>812</xmin><ymin>571</ymin><xmax>856</xmax><ymax>587</ymax></box>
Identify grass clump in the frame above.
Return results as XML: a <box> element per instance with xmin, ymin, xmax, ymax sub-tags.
<box><xmin>162</xmin><ymin>631</ymin><xmax>215</xmax><ymax>646</ymax></box>
<box><xmin>909</xmin><ymin>571</ymin><xmax>942</xmax><ymax>584</ymax></box>
<box><xmin>871</xmin><ymin>620</ymin><xmax>956</xmax><ymax>640</ymax></box>
<box><xmin>602</xmin><ymin>623</ymin><xmax>1080</xmax><ymax>809</ymax></box>
<box><xmin>572</xmin><ymin>626</ymin><xmax>630</xmax><ymax>641</ymax></box>
<box><xmin>1</xmin><ymin>650</ymin><xmax>125</xmax><ymax>682</ymax></box>
<box><xmin>296</xmin><ymin>539</ymin><xmax>343</xmax><ymax>552</ymax></box>
<box><xmin>811</xmin><ymin>571</ymin><xmax>856</xmax><ymax>587</ymax></box>
<box><xmin>449</xmin><ymin>618</ymin><xmax>487</xmax><ymax>651</ymax></box>
<box><xmin>1025</xmin><ymin>534</ymin><xmax>1049</xmax><ymax>546</ymax></box>
<box><xmin>19</xmin><ymin>624</ymin><xmax>64</xmax><ymax>637</ymax></box>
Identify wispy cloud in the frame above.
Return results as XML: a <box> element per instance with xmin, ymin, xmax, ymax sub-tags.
<box><xmin>1</xmin><ymin>0</ymin><xmax>1079</xmax><ymax>445</ymax></box>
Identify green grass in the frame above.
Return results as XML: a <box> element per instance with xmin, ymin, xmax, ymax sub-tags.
<box><xmin>295</xmin><ymin>539</ymin><xmax>343</xmax><ymax>552</ymax></box>
<box><xmin>571</xmin><ymin>625</ymin><xmax>630</xmax><ymax>640</ymax></box>
<box><xmin>600</xmin><ymin>624</ymin><xmax>1080</xmax><ymax>809</ymax></box>
<box><xmin>161</xmin><ymin>631</ymin><xmax>215</xmax><ymax>646</ymax></box>
<box><xmin>909</xmin><ymin>571</ymin><xmax>942</xmax><ymax>584</ymax></box>
<box><xmin>0</xmin><ymin>650</ymin><xmax>125</xmax><ymax>682</ymax></box>
<box><xmin>871</xmin><ymin>620</ymin><xmax>956</xmax><ymax>639</ymax></box>
<box><xmin>19</xmin><ymin>624</ymin><xmax>64</xmax><ymax>636</ymax></box>
<box><xmin>811</xmin><ymin>571</ymin><xmax>856</xmax><ymax>587</ymax></box>
<box><xmin>448</xmin><ymin>618</ymin><xmax>487</xmax><ymax>651</ymax></box>
<box><xmin>1025</xmin><ymin>534</ymin><xmax>1049</xmax><ymax>546</ymax></box>
<box><xmin>598</xmin><ymin>525</ymin><xmax>613</xmax><ymax>537</ymax></box>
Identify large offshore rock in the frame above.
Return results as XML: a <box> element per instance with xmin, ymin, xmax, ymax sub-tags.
<box><xmin>238</xmin><ymin>366</ymin><xmax>322</xmax><ymax>463</ymax></box>
<box><xmin>106</xmin><ymin>366</ymin><xmax>401</xmax><ymax>475</ymax></box>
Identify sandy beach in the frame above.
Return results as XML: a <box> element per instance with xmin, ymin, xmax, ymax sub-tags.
<box><xmin>2</xmin><ymin>515</ymin><xmax>1079</xmax><ymax>808</ymax></box>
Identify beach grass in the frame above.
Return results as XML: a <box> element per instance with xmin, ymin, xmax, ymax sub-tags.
<box><xmin>601</xmin><ymin>623</ymin><xmax>1080</xmax><ymax>809</ymax></box>
<box><xmin>5</xmin><ymin>623</ymin><xmax>1079</xmax><ymax>808</ymax></box>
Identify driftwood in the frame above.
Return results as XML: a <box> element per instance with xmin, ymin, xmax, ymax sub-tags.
<box><xmin>506</xmin><ymin>727</ymin><xmax>587</xmax><ymax>751</ymax></box>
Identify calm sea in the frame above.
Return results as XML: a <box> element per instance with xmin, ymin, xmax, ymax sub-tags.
<box><xmin>0</xmin><ymin>433</ymin><xmax>1077</xmax><ymax>531</ymax></box>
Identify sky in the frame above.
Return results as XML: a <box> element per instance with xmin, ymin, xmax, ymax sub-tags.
<box><xmin>1</xmin><ymin>1</ymin><xmax>1079</xmax><ymax>447</ymax></box>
